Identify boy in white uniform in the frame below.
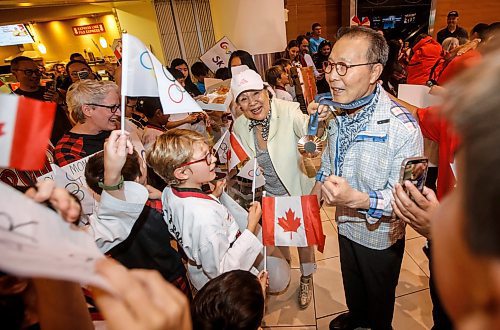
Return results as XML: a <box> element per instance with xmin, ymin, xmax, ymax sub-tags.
<box><xmin>147</xmin><ymin>129</ymin><xmax>289</xmax><ymax>292</ymax></box>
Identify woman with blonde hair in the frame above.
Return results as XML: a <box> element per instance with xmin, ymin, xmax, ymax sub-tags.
<box><xmin>54</xmin><ymin>80</ymin><xmax>120</xmax><ymax>166</ymax></box>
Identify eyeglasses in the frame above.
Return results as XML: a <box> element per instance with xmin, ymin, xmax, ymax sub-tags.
<box><xmin>13</xmin><ymin>69</ymin><xmax>42</xmax><ymax>76</ymax></box>
<box><xmin>70</xmin><ymin>70</ymin><xmax>91</xmax><ymax>78</ymax></box>
<box><xmin>179</xmin><ymin>148</ymin><xmax>216</xmax><ymax>167</ymax></box>
<box><xmin>87</xmin><ymin>103</ymin><xmax>121</xmax><ymax>113</ymax></box>
<box><xmin>322</xmin><ymin>60</ymin><xmax>379</xmax><ymax>76</ymax></box>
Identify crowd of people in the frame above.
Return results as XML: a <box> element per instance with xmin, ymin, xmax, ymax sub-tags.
<box><xmin>1</xmin><ymin>14</ymin><xmax>500</xmax><ymax>330</ymax></box>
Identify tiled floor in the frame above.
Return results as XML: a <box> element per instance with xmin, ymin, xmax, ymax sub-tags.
<box><xmin>262</xmin><ymin>206</ymin><xmax>434</xmax><ymax>330</ymax></box>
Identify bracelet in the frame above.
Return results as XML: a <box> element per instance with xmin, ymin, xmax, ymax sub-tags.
<box><xmin>98</xmin><ymin>175</ymin><xmax>124</xmax><ymax>191</ymax></box>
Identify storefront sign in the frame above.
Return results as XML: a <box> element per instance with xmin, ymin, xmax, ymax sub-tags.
<box><xmin>72</xmin><ymin>23</ymin><xmax>106</xmax><ymax>36</ymax></box>
<box><xmin>200</xmin><ymin>36</ymin><xmax>237</xmax><ymax>73</ymax></box>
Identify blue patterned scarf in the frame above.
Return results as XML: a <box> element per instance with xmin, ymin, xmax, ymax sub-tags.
<box><xmin>335</xmin><ymin>85</ymin><xmax>380</xmax><ymax>176</ymax></box>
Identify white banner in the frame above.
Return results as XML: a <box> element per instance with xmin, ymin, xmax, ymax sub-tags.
<box><xmin>200</xmin><ymin>36</ymin><xmax>237</xmax><ymax>73</ymax></box>
<box><xmin>398</xmin><ymin>84</ymin><xmax>441</xmax><ymax>108</ymax></box>
<box><xmin>38</xmin><ymin>154</ymin><xmax>98</xmax><ymax>216</ymax></box>
<box><xmin>0</xmin><ymin>183</ymin><xmax>111</xmax><ymax>291</ymax></box>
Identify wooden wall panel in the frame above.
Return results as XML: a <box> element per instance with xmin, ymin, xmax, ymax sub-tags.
<box><xmin>285</xmin><ymin>0</ymin><xmax>341</xmax><ymax>47</ymax></box>
<box><xmin>433</xmin><ymin>0</ymin><xmax>500</xmax><ymax>38</ymax></box>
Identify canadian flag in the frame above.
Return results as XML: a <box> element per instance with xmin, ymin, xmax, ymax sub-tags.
<box><xmin>214</xmin><ymin>130</ymin><xmax>249</xmax><ymax>170</ymax></box>
<box><xmin>262</xmin><ymin>195</ymin><xmax>325</xmax><ymax>252</ymax></box>
<box><xmin>0</xmin><ymin>94</ymin><xmax>55</xmax><ymax>170</ymax></box>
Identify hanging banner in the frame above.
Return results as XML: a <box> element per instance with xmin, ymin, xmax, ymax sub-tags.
<box><xmin>72</xmin><ymin>23</ymin><xmax>106</xmax><ymax>36</ymax></box>
<box><xmin>200</xmin><ymin>36</ymin><xmax>237</xmax><ymax>73</ymax></box>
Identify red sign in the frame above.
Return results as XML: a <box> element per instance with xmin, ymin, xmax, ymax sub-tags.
<box><xmin>72</xmin><ymin>23</ymin><xmax>105</xmax><ymax>36</ymax></box>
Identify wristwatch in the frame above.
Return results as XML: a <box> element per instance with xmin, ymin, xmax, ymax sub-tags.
<box><xmin>98</xmin><ymin>175</ymin><xmax>124</xmax><ymax>191</ymax></box>
<box><xmin>426</xmin><ymin>80</ymin><xmax>437</xmax><ymax>88</ymax></box>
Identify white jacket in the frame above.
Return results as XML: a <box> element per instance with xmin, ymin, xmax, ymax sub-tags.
<box><xmin>80</xmin><ymin>181</ymin><xmax>148</xmax><ymax>253</ymax></box>
<box><xmin>162</xmin><ymin>187</ymin><xmax>263</xmax><ymax>290</ymax></box>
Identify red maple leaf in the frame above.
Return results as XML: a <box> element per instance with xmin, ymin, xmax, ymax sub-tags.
<box><xmin>277</xmin><ymin>208</ymin><xmax>301</xmax><ymax>240</ymax></box>
<box><xmin>0</xmin><ymin>122</ymin><xmax>5</xmax><ymax>137</ymax></box>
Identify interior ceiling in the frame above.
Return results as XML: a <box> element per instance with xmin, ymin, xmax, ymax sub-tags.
<box><xmin>0</xmin><ymin>0</ymin><xmax>137</xmax><ymax>10</ymax></box>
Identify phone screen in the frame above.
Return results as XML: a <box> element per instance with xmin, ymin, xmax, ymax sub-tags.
<box><xmin>400</xmin><ymin>157</ymin><xmax>429</xmax><ymax>193</ymax></box>
<box><xmin>77</xmin><ymin>71</ymin><xmax>90</xmax><ymax>80</ymax></box>
<box><xmin>45</xmin><ymin>80</ymin><xmax>55</xmax><ymax>91</ymax></box>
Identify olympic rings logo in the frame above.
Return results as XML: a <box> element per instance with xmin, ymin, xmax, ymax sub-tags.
<box><xmin>139</xmin><ymin>51</ymin><xmax>153</xmax><ymax>70</ymax></box>
<box><xmin>248</xmin><ymin>168</ymin><xmax>262</xmax><ymax>177</ymax></box>
<box><xmin>220</xmin><ymin>41</ymin><xmax>232</xmax><ymax>55</ymax></box>
<box><xmin>161</xmin><ymin>65</ymin><xmax>186</xmax><ymax>103</ymax></box>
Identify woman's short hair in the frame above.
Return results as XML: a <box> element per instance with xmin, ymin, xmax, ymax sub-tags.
<box><xmin>85</xmin><ymin>149</ymin><xmax>142</xmax><ymax>195</ymax></box>
<box><xmin>191</xmin><ymin>270</ymin><xmax>264</xmax><ymax>330</ymax></box>
<box><xmin>265</xmin><ymin>65</ymin><xmax>285</xmax><ymax>87</ymax></box>
<box><xmin>66</xmin><ymin>80</ymin><xmax>119</xmax><ymax>124</ymax></box>
<box><xmin>146</xmin><ymin>129</ymin><xmax>208</xmax><ymax>186</ymax></box>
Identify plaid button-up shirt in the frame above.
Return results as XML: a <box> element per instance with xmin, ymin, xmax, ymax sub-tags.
<box><xmin>316</xmin><ymin>88</ymin><xmax>423</xmax><ymax>250</ymax></box>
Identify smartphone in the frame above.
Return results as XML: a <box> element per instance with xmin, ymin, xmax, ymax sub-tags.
<box><xmin>45</xmin><ymin>80</ymin><xmax>56</xmax><ymax>91</ymax></box>
<box><xmin>399</xmin><ymin>157</ymin><xmax>429</xmax><ymax>194</ymax></box>
<box><xmin>77</xmin><ymin>70</ymin><xmax>90</xmax><ymax>80</ymax></box>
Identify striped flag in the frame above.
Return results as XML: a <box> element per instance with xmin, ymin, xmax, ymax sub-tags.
<box><xmin>228</xmin><ymin>132</ymin><xmax>249</xmax><ymax>170</ymax></box>
<box><xmin>0</xmin><ymin>94</ymin><xmax>55</xmax><ymax>170</ymax></box>
<box><xmin>262</xmin><ymin>195</ymin><xmax>325</xmax><ymax>252</ymax></box>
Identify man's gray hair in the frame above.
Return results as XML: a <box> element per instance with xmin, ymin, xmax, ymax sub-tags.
<box><xmin>340</xmin><ymin>26</ymin><xmax>389</xmax><ymax>66</ymax></box>
<box><xmin>66</xmin><ymin>80</ymin><xmax>119</xmax><ymax>124</ymax></box>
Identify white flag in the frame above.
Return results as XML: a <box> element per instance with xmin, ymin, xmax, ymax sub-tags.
<box><xmin>0</xmin><ymin>183</ymin><xmax>111</xmax><ymax>291</ymax></box>
<box><xmin>237</xmin><ymin>158</ymin><xmax>265</xmax><ymax>188</ymax></box>
<box><xmin>121</xmin><ymin>33</ymin><xmax>202</xmax><ymax>114</ymax></box>
<box><xmin>121</xmin><ymin>33</ymin><xmax>158</xmax><ymax>97</ymax></box>
<box><xmin>214</xmin><ymin>130</ymin><xmax>229</xmax><ymax>164</ymax></box>
<box><xmin>148</xmin><ymin>50</ymin><xmax>202</xmax><ymax>114</ymax></box>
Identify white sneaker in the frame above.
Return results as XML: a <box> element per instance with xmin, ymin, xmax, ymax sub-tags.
<box><xmin>298</xmin><ymin>275</ymin><xmax>313</xmax><ymax>309</ymax></box>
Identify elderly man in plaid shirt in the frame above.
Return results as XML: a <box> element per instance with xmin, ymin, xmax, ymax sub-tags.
<box><xmin>310</xmin><ymin>27</ymin><xmax>423</xmax><ymax>330</ymax></box>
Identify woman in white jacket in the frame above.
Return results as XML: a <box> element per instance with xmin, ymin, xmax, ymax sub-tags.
<box><xmin>231</xmin><ymin>67</ymin><xmax>326</xmax><ymax>309</ymax></box>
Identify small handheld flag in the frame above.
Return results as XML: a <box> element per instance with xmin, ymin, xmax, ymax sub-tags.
<box><xmin>262</xmin><ymin>195</ymin><xmax>325</xmax><ymax>252</ymax></box>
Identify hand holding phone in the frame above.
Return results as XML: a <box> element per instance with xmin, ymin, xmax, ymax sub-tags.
<box><xmin>399</xmin><ymin>157</ymin><xmax>429</xmax><ymax>196</ymax></box>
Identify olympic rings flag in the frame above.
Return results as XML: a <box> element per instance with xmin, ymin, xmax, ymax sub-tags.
<box><xmin>121</xmin><ymin>33</ymin><xmax>202</xmax><ymax>115</ymax></box>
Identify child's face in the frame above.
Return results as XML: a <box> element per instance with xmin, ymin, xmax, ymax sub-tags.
<box><xmin>184</xmin><ymin>142</ymin><xmax>216</xmax><ymax>185</ymax></box>
<box><xmin>175</xmin><ymin>64</ymin><xmax>189</xmax><ymax>78</ymax></box>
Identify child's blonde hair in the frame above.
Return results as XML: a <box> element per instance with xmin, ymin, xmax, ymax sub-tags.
<box><xmin>146</xmin><ymin>129</ymin><xmax>208</xmax><ymax>186</ymax></box>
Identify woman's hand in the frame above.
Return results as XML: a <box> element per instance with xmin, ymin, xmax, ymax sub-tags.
<box><xmin>92</xmin><ymin>259</ymin><xmax>192</xmax><ymax>330</ymax></box>
<box><xmin>103</xmin><ymin>130</ymin><xmax>133</xmax><ymax>187</ymax></box>
<box><xmin>307</xmin><ymin>101</ymin><xmax>330</xmax><ymax>122</ymax></box>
